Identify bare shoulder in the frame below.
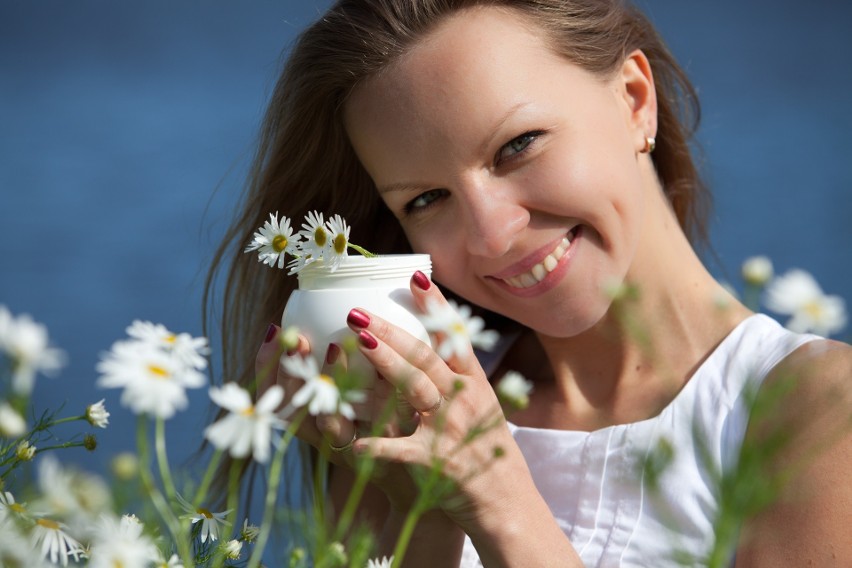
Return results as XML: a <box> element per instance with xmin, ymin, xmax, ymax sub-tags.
<box><xmin>735</xmin><ymin>338</ymin><xmax>852</xmax><ymax>566</ymax></box>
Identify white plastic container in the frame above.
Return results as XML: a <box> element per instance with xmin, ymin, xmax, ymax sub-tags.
<box><xmin>281</xmin><ymin>254</ymin><xmax>432</xmax><ymax>373</ymax></box>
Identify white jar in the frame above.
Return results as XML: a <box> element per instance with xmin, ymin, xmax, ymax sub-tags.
<box><xmin>281</xmin><ymin>254</ymin><xmax>432</xmax><ymax>373</ymax></box>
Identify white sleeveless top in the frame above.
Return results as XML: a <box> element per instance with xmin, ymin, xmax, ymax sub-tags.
<box><xmin>460</xmin><ymin>315</ymin><xmax>819</xmax><ymax>567</ymax></box>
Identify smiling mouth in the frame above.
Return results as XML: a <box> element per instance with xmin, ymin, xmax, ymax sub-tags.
<box><xmin>501</xmin><ymin>227</ymin><xmax>579</xmax><ymax>289</ymax></box>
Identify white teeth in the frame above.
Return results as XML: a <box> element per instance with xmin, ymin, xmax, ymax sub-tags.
<box><xmin>501</xmin><ymin>232</ymin><xmax>575</xmax><ymax>289</ymax></box>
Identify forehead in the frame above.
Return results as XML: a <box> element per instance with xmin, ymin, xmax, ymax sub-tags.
<box><xmin>342</xmin><ymin>6</ymin><xmax>602</xmax><ymax>181</ymax></box>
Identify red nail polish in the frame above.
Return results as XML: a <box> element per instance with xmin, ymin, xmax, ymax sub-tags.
<box><xmin>412</xmin><ymin>270</ymin><xmax>431</xmax><ymax>291</ymax></box>
<box><xmin>263</xmin><ymin>324</ymin><xmax>277</xmax><ymax>344</ymax></box>
<box><xmin>358</xmin><ymin>330</ymin><xmax>378</xmax><ymax>350</ymax></box>
<box><xmin>325</xmin><ymin>343</ymin><xmax>340</xmax><ymax>364</ymax></box>
<box><xmin>347</xmin><ymin>309</ymin><xmax>371</xmax><ymax>329</ymax></box>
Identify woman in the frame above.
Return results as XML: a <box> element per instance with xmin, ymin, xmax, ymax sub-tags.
<box><xmin>208</xmin><ymin>0</ymin><xmax>852</xmax><ymax>565</ymax></box>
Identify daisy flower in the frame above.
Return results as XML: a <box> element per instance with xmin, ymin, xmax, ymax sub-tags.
<box><xmin>221</xmin><ymin>539</ymin><xmax>243</xmax><ymax>560</ymax></box>
<box><xmin>176</xmin><ymin>494</ymin><xmax>231</xmax><ymax>544</ymax></box>
<box><xmin>204</xmin><ymin>382</ymin><xmax>286</xmax><ymax>463</ymax></box>
<box><xmin>0</xmin><ymin>305</ymin><xmax>66</xmax><ymax>396</ymax></box>
<box><xmin>296</xmin><ymin>210</ymin><xmax>330</xmax><ymax>267</ymax></box>
<box><xmin>30</xmin><ymin>517</ymin><xmax>86</xmax><ymax>567</ymax></box>
<box><xmin>0</xmin><ymin>491</ymin><xmax>36</xmax><ymax>522</ymax></box>
<box><xmin>35</xmin><ymin>455</ymin><xmax>112</xmax><ymax>522</ymax></box>
<box><xmin>419</xmin><ymin>299</ymin><xmax>499</xmax><ymax>361</ymax></box>
<box><xmin>126</xmin><ymin>320</ymin><xmax>210</xmax><ymax>371</ymax></box>
<box><xmin>324</xmin><ymin>214</ymin><xmax>350</xmax><ymax>272</ymax></box>
<box><xmin>86</xmin><ymin>514</ymin><xmax>160</xmax><ymax>568</ymax></box>
<box><xmin>96</xmin><ymin>340</ymin><xmax>206</xmax><ymax>419</ymax></box>
<box><xmin>244</xmin><ymin>211</ymin><xmax>300</xmax><ymax>269</ymax></box>
<box><xmin>155</xmin><ymin>553</ymin><xmax>185</xmax><ymax>568</ymax></box>
<box><xmin>240</xmin><ymin>518</ymin><xmax>260</xmax><ymax>543</ymax></box>
<box><xmin>764</xmin><ymin>269</ymin><xmax>847</xmax><ymax>336</ymax></box>
<box><xmin>86</xmin><ymin>399</ymin><xmax>110</xmax><ymax>428</ymax></box>
<box><xmin>367</xmin><ymin>556</ymin><xmax>395</xmax><ymax>568</ymax></box>
<box><xmin>496</xmin><ymin>371</ymin><xmax>533</xmax><ymax>410</ymax></box>
<box><xmin>281</xmin><ymin>354</ymin><xmax>365</xmax><ymax>419</ymax></box>
<box><xmin>0</xmin><ymin>402</ymin><xmax>26</xmax><ymax>437</ymax></box>
<box><xmin>741</xmin><ymin>255</ymin><xmax>774</xmax><ymax>287</ymax></box>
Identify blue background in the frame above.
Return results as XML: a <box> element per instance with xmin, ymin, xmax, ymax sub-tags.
<box><xmin>1</xmin><ymin>0</ymin><xmax>850</xmax><ymax>489</ymax></box>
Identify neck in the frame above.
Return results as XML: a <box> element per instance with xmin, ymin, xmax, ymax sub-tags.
<box><xmin>520</xmin><ymin>182</ymin><xmax>752</xmax><ymax>431</ymax></box>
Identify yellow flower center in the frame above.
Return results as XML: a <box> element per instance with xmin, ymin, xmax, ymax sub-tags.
<box><xmin>319</xmin><ymin>374</ymin><xmax>335</xmax><ymax>385</ymax></box>
<box><xmin>451</xmin><ymin>322</ymin><xmax>467</xmax><ymax>335</ymax></box>
<box><xmin>37</xmin><ymin>518</ymin><xmax>60</xmax><ymax>530</ymax></box>
<box><xmin>10</xmin><ymin>503</ymin><xmax>26</xmax><ymax>514</ymax></box>
<box><xmin>333</xmin><ymin>233</ymin><xmax>347</xmax><ymax>255</ymax></box>
<box><xmin>314</xmin><ymin>227</ymin><xmax>327</xmax><ymax>247</ymax></box>
<box><xmin>147</xmin><ymin>365</ymin><xmax>170</xmax><ymax>379</ymax></box>
<box><xmin>241</xmin><ymin>405</ymin><xmax>256</xmax><ymax>417</ymax></box>
<box><xmin>804</xmin><ymin>300</ymin><xmax>824</xmax><ymax>319</ymax></box>
<box><xmin>272</xmin><ymin>234</ymin><xmax>288</xmax><ymax>253</ymax></box>
<box><xmin>165</xmin><ymin>334</ymin><xmax>177</xmax><ymax>344</ymax></box>
<box><xmin>196</xmin><ymin>507</ymin><xmax>214</xmax><ymax>519</ymax></box>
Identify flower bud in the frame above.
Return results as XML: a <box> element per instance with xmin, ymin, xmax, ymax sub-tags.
<box><xmin>15</xmin><ymin>440</ymin><xmax>35</xmax><ymax>461</ymax></box>
<box><xmin>111</xmin><ymin>452</ymin><xmax>139</xmax><ymax>480</ymax></box>
<box><xmin>742</xmin><ymin>256</ymin><xmax>774</xmax><ymax>287</ymax></box>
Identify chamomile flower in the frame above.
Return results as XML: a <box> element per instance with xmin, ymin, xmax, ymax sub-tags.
<box><xmin>764</xmin><ymin>269</ymin><xmax>847</xmax><ymax>336</ymax></box>
<box><xmin>86</xmin><ymin>398</ymin><xmax>110</xmax><ymax>428</ymax></box>
<box><xmin>96</xmin><ymin>340</ymin><xmax>206</xmax><ymax>419</ymax></box>
<box><xmin>245</xmin><ymin>211</ymin><xmax>300</xmax><ymax>269</ymax></box>
<box><xmin>30</xmin><ymin>517</ymin><xmax>85</xmax><ymax>567</ymax></box>
<box><xmin>0</xmin><ymin>491</ymin><xmax>35</xmax><ymax>522</ymax></box>
<box><xmin>297</xmin><ymin>210</ymin><xmax>330</xmax><ymax>266</ymax></box>
<box><xmin>221</xmin><ymin>539</ymin><xmax>243</xmax><ymax>560</ymax></box>
<box><xmin>281</xmin><ymin>354</ymin><xmax>365</xmax><ymax>419</ymax></box>
<box><xmin>0</xmin><ymin>305</ymin><xmax>66</xmax><ymax>396</ymax></box>
<box><xmin>240</xmin><ymin>518</ymin><xmax>260</xmax><ymax>543</ymax></box>
<box><xmin>0</xmin><ymin>402</ymin><xmax>26</xmax><ymax>437</ymax></box>
<box><xmin>419</xmin><ymin>299</ymin><xmax>499</xmax><ymax>361</ymax></box>
<box><xmin>367</xmin><ymin>556</ymin><xmax>395</xmax><ymax>568</ymax></box>
<box><xmin>176</xmin><ymin>494</ymin><xmax>231</xmax><ymax>544</ymax></box>
<box><xmin>15</xmin><ymin>440</ymin><xmax>35</xmax><ymax>461</ymax></box>
<box><xmin>126</xmin><ymin>320</ymin><xmax>210</xmax><ymax>371</ymax></box>
<box><xmin>86</xmin><ymin>514</ymin><xmax>160</xmax><ymax>568</ymax></box>
<box><xmin>496</xmin><ymin>371</ymin><xmax>533</xmax><ymax>411</ymax></box>
<box><xmin>324</xmin><ymin>214</ymin><xmax>351</xmax><ymax>272</ymax></box>
<box><xmin>741</xmin><ymin>255</ymin><xmax>774</xmax><ymax>287</ymax></box>
<box><xmin>204</xmin><ymin>382</ymin><xmax>286</xmax><ymax>463</ymax></box>
<box><xmin>36</xmin><ymin>455</ymin><xmax>112</xmax><ymax>522</ymax></box>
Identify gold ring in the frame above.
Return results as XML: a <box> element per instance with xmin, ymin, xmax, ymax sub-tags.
<box><xmin>329</xmin><ymin>431</ymin><xmax>356</xmax><ymax>453</ymax></box>
<box><xmin>420</xmin><ymin>397</ymin><xmax>443</xmax><ymax>417</ymax></box>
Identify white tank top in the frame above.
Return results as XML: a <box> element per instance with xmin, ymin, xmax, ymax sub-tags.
<box><xmin>460</xmin><ymin>314</ymin><xmax>819</xmax><ymax>567</ymax></box>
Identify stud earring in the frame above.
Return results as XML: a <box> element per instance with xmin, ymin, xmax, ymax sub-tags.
<box><xmin>641</xmin><ymin>136</ymin><xmax>656</xmax><ymax>154</ymax></box>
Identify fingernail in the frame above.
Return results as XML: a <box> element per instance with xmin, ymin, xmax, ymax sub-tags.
<box><xmin>412</xmin><ymin>270</ymin><xmax>431</xmax><ymax>291</ymax></box>
<box><xmin>358</xmin><ymin>330</ymin><xmax>378</xmax><ymax>350</ymax></box>
<box><xmin>263</xmin><ymin>324</ymin><xmax>277</xmax><ymax>344</ymax></box>
<box><xmin>347</xmin><ymin>308</ymin><xmax>371</xmax><ymax>329</ymax></box>
<box><xmin>325</xmin><ymin>343</ymin><xmax>340</xmax><ymax>365</ymax></box>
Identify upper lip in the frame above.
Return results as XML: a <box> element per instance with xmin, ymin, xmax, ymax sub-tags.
<box><xmin>487</xmin><ymin>229</ymin><xmax>575</xmax><ymax>280</ymax></box>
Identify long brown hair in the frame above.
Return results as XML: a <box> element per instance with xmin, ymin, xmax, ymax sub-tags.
<box><xmin>204</xmin><ymin>0</ymin><xmax>708</xmax><ymax>399</ymax></box>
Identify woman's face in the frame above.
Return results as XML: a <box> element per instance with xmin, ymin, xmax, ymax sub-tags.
<box><xmin>344</xmin><ymin>7</ymin><xmax>656</xmax><ymax>337</ymax></box>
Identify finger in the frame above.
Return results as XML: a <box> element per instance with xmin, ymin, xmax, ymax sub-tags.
<box><xmin>353</xmin><ymin>434</ymin><xmax>424</xmax><ymax>466</ymax></box>
<box><xmin>347</xmin><ymin>308</ymin><xmax>455</xmax><ymax>395</ymax></box>
<box><xmin>353</xmin><ymin>327</ymin><xmax>446</xmax><ymax>418</ymax></box>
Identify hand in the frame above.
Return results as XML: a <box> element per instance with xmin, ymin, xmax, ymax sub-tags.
<box><xmin>346</xmin><ymin>274</ymin><xmax>523</xmax><ymax>528</ymax></box>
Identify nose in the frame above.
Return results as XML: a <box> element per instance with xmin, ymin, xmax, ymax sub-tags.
<box><xmin>459</xmin><ymin>177</ymin><xmax>528</xmax><ymax>258</ymax></box>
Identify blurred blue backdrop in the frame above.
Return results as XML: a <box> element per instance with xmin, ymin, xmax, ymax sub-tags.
<box><xmin>1</xmin><ymin>0</ymin><xmax>850</xmax><ymax>494</ymax></box>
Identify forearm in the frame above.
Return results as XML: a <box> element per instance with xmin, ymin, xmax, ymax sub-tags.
<box><xmin>380</xmin><ymin>508</ymin><xmax>465</xmax><ymax>568</ymax></box>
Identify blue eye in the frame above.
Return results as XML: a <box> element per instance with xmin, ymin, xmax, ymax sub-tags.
<box><xmin>497</xmin><ymin>131</ymin><xmax>544</xmax><ymax>163</ymax></box>
<box><xmin>404</xmin><ymin>188</ymin><xmax>447</xmax><ymax>214</ymax></box>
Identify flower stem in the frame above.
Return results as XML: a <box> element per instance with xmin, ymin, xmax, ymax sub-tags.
<box><xmin>247</xmin><ymin>409</ymin><xmax>307</xmax><ymax>568</ymax></box>
<box><xmin>347</xmin><ymin>243</ymin><xmax>377</xmax><ymax>258</ymax></box>
<box><xmin>211</xmin><ymin>458</ymin><xmax>244</xmax><ymax>568</ymax></box>
<box><xmin>136</xmin><ymin>416</ymin><xmax>192</xmax><ymax>566</ymax></box>
<box><xmin>192</xmin><ymin>448</ymin><xmax>224</xmax><ymax>506</ymax></box>
<box><xmin>155</xmin><ymin>417</ymin><xmax>177</xmax><ymax>503</ymax></box>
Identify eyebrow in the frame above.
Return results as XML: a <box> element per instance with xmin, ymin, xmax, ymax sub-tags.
<box><xmin>376</xmin><ymin>101</ymin><xmax>533</xmax><ymax>196</ymax></box>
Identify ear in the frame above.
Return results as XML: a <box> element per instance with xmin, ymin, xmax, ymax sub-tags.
<box><xmin>618</xmin><ymin>49</ymin><xmax>658</xmax><ymax>154</ymax></box>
